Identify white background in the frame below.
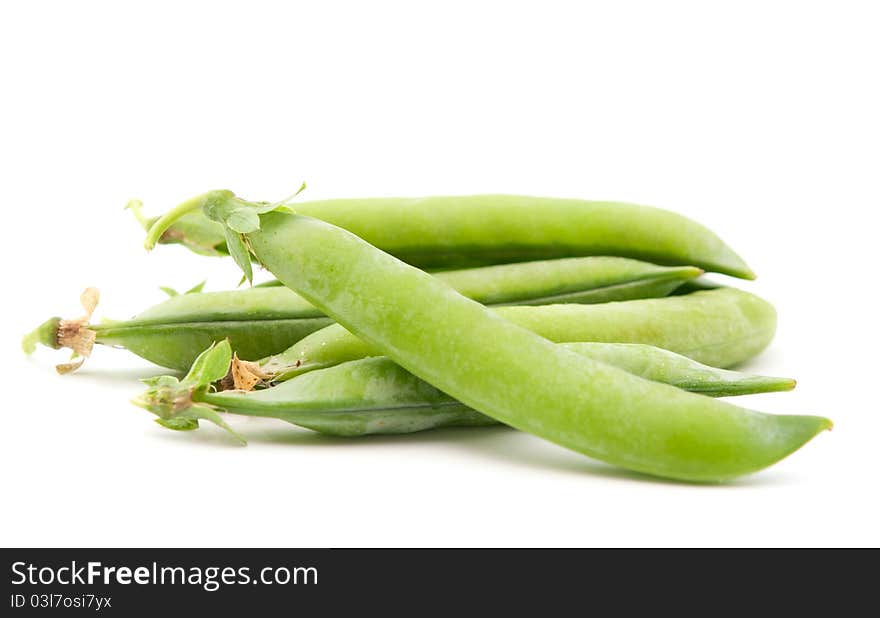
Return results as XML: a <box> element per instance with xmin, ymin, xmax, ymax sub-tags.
<box><xmin>1</xmin><ymin>1</ymin><xmax>877</xmax><ymax>547</ymax></box>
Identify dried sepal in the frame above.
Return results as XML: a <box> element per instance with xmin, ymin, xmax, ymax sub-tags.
<box><xmin>51</xmin><ymin>287</ymin><xmax>99</xmax><ymax>373</ymax></box>
<box><xmin>56</xmin><ymin>358</ymin><xmax>86</xmax><ymax>375</ymax></box>
<box><xmin>79</xmin><ymin>288</ymin><xmax>99</xmax><ymax>318</ymax></box>
<box><xmin>229</xmin><ymin>353</ymin><xmax>273</xmax><ymax>391</ymax></box>
<box><xmin>56</xmin><ymin>321</ymin><xmax>97</xmax><ymax>358</ymax></box>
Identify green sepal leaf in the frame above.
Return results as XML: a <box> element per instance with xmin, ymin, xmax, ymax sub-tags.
<box><xmin>183</xmin><ymin>340</ymin><xmax>232</xmax><ymax>387</ymax></box>
<box><xmin>226</xmin><ymin>208</ymin><xmax>261</xmax><ymax>234</ymax></box>
<box><xmin>202</xmin><ymin>190</ymin><xmax>238</xmax><ymax>223</ymax></box>
<box><xmin>140</xmin><ymin>375</ymin><xmax>181</xmax><ymax>388</ymax></box>
<box><xmin>188</xmin><ymin>405</ymin><xmax>247</xmax><ymax>446</ymax></box>
<box><xmin>156</xmin><ymin>417</ymin><xmax>200</xmax><ymax>431</ymax></box>
<box><xmin>153</xmin><ymin>402</ymin><xmax>246</xmax><ymax>444</ymax></box>
<box><xmin>257</xmin><ymin>181</ymin><xmax>308</xmax><ymax>213</ymax></box>
<box><xmin>224</xmin><ymin>227</ymin><xmax>254</xmax><ymax>284</ymax></box>
<box><xmin>185</xmin><ymin>280</ymin><xmax>207</xmax><ymax>295</ymax></box>
<box><xmin>161</xmin><ymin>280</ymin><xmax>207</xmax><ymax>297</ymax></box>
<box><xmin>279</xmin><ymin>181</ymin><xmax>308</xmax><ymax>205</ymax></box>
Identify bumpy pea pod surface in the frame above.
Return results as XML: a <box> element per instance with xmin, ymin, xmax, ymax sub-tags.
<box><xmin>145</xmin><ymin>191</ymin><xmax>829</xmax><ymax>482</ymax></box>
<box><xmin>23</xmin><ymin>257</ymin><xmax>698</xmax><ymax>371</ymax></box>
<box><xmin>261</xmin><ymin>287</ymin><xmax>777</xmax><ymax>380</ymax></box>
<box><xmin>135</xmin><ymin>341</ymin><xmax>796</xmax><ymax>439</ymax></box>
<box><xmin>143</xmin><ymin>194</ymin><xmax>755</xmax><ymax>278</ymax></box>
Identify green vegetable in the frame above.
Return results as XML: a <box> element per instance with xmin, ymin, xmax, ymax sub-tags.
<box><xmin>135</xmin><ymin>340</ymin><xmax>796</xmax><ymax>438</ymax></box>
<box><xmin>260</xmin><ymin>287</ymin><xmax>777</xmax><ymax>381</ymax></box>
<box><xmin>142</xmin><ymin>193</ymin><xmax>754</xmax><ymax>278</ymax></box>
<box><xmin>23</xmin><ymin>257</ymin><xmax>698</xmax><ymax>372</ymax></box>
<box><xmin>142</xmin><ymin>191</ymin><xmax>829</xmax><ymax>482</ymax></box>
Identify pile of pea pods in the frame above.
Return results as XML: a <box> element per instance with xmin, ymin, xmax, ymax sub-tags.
<box><xmin>25</xmin><ymin>192</ymin><xmax>830</xmax><ymax>482</ymax></box>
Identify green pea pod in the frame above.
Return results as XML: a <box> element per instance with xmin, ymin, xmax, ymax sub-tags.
<box><xmin>562</xmin><ymin>342</ymin><xmax>794</xmax><ymax>396</ymax></box>
<box><xmin>143</xmin><ymin>191</ymin><xmax>829</xmax><ymax>482</ymax></box>
<box><xmin>23</xmin><ymin>257</ymin><xmax>699</xmax><ymax>372</ymax></box>
<box><xmin>134</xmin><ymin>340</ymin><xmax>796</xmax><ymax>439</ymax></box>
<box><xmin>140</xmin><ymin>193</ymin><xmax>754</xmax><ymax>278</ymax></box>
<box><xmin>261</xmin><ymin>287</ymin><xmax>777</xmax><ymax>380</ymax></box>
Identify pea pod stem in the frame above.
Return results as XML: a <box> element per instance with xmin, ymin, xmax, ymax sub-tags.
<box><xmin>125</xmin><ymin>199</ymin><xmax>152</xmax><ymax>230</ymax></box>
<box><xmin>143</xmin><ymin>193</ymin><xmax>207</xmax><ymax>250</ymax></box>
<box><xmin>129</xmin><ymin>198</ymin><xmax>229</xmax><ymax>257</ymax></box>
<box><xmin>144</xmin><ymin>192</ymin><xmax>829</xmax><ymax>482</ymax></box>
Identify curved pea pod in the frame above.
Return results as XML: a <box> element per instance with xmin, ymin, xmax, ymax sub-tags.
<box><xmin>144</xmin><ymin>191</ymin><xmax>829</xmax><ymax>482</ymax></box>
<box><xmin>135</xmin><ymin>341</ymin><xmax>795</xmax><ymax>439</ymax></box>
<box><xmin>141</xmin><ymin>193</ymin><xmax>755</xmax><ymax>278</ymax></box>
<box><xmin>260</xmin><ymin>287</ymin><xmax>777</xmax><ymax>380</ymax></box>
<box><xmin>23</xmin><ymin>257</ymin><xmax>699</xmax><ymax>372</ymax></box>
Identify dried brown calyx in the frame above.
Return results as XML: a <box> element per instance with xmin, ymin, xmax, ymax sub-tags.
<box><xmin>219</xmin><ymin>353</ymin><xmax>273</xmax><ymax>392</ymax></box>
<box><xmin>54</xmin><ymin>288</ymin><xmax>99</xmax><ymax>374</ymax></box>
